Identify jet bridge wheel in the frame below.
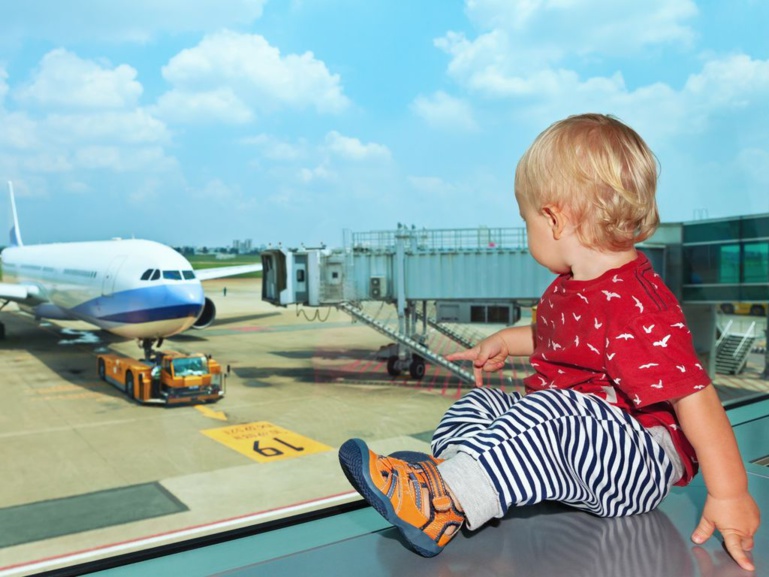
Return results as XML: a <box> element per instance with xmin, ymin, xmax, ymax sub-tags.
<box><xmin>386</xmin><ymin>356</ymin><xmax>401</xmax><ymax>376</ymax></box>
<box><xmin>409</xmin><ymin>356</ymin><xmax>426</xmax><ymax>380</ymax></box>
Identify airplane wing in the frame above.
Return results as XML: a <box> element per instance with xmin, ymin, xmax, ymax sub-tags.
<box><xmin>194</xmin><ymin>263</ymin><xmax>263</xmax><ymax>282</ymax></box>
<box><xmin>0</xmin><ymin>282</ymin><xmax>43</xmax><ymax>304</ymax></box>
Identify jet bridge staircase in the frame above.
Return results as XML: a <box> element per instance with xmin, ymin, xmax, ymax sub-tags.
<box><xmin>260</xmin><ymin>225</ymin><xmax>554</xmax><ymax>383</ymax></box>
<box><xmin>337</xmin><ymin>301</ymin><xmax>489</xmax><ymax>384</ymax></box>
<box><xmin>716</xmin><ymin>319</ymin><xmax>759</xmax><ymax>375</ymax></box>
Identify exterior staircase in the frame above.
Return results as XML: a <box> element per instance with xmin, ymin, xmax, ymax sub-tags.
<box><xmin>337</xmin><ymin>301</ymin><xmax>515</xmax><ymax>387</ymax></box>
<box><xmin>715</xmin><ymin>320</ymin><xmax>758</xmax><ymax>375</ymax></box>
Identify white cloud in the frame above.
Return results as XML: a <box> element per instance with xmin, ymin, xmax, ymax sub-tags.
<box><xmin>684</xmin><ymin>54</ymin><xmax>769</xmax><ymax>111</ymax></box>
<box><xmin>324</xmin><ymin>131</ymin><xmax>390</xmax><ymax>160</ymax></box>
<box><xmin>157</xmin><ymin>30</ymin><xmax>349</xmax><ymax>124</ymax></box>
<box><xmin>73</xmin><ymin>145</ymin><xmax>175</xmax><ymax>173</ymax></box>
<box><xmin>0</xmin><ymin>67</ymin><xmax>8</xmax><ymax>104</ymax></box>
<box><xmin>15</xmin><ymin>49</ymin><xmax>142</xmax><ymax>110</ymax></box>
<box><xmin>45</xmin><ymin>110</ymin><xmax>169</xmax><ymax>145</ymax></box>
<box><xmin>408</xmin><ymin>175</ymin><xmax>456</xmax><ymax>195</ymax></box>
<box><xmin>241</xmin><ymin>134</ymin><xmax>306</xmax><ymax>161</ymax></box>
<box><xmin>437</xmin><ymin>0</ymin><xmax>697</xmax><ymax>98</ymax></box>
<box><xmin>411</xmin><ymin>91</ymin><xmax>477</xmax><ymax>131</ymax></box>
<box><xmin>0</xmin><ymin>111</ymin><xmax>38</xmax><ymax>150</ymax></box>
<box><xmin>0</xmin><ymin>0</ymin><xmax>266</xmax><ymax>44</ymax></box>
<box><xmin>299</xmin><ymin>164</ymin><xmax>335</xmax><ymax>183</ymax></box>
<box><xmin>155</xmin><ymin>88</ymin><xmax>253</xmax><ymax>125</ymax></box>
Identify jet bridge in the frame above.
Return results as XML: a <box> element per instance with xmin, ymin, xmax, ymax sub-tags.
<box><xmin>260</xmin><ymin>225</ymin><xmax>555</xmax><ymax>384</ymax></box>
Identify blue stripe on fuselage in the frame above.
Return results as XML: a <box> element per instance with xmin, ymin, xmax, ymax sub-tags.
<box><xmin>70</xmin><ymin>284</ymin><xmax>204</xmax><ymax>325</ymax></box>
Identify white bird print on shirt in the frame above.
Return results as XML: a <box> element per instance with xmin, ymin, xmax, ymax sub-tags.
<box><xmin>551</xmin><ymin>341</ymin><xmax>563</xmax><ymax>350</ymax></box>
<box><xmin>537</xmin><ymin>375</ymin><xmax>548</xmax><ymax>386</ymax></box>
<box><xmin>671</xmin><ymin>322</ymin><xmax>685</xmax><ymax>329</ymax></box>
<box><xmin>607</xmin><ymin>352</ymin><xmax>616</xmax><ymax>360</ymax></box>
<box><xmin>642</xmin><ymin>324</ymin><xmax>655</xmax><ymax>334</ymax></box>
<box><xmin>653</xmin><ymin>335</ymin><xmax>671</xmax><ymax>348</ymax></box>
<box><xmin>540</xmin><ymin>316</ymin><xmax>548</xmax><ymax>326</ymax></box>
<box><xmin>676</xmin><ymin>365</ymin><xmax>686</xmax><ymax>373</ymax></box>
<box><xmin>633</xmin><ymin>394</ymin><xmax>642</xmax><ymax>405</ymax></box>
<box><xmin>616</xmin><ymin>333</ymin><xmax>634</xmax><ymax>340</ymax></box>
<box><xmin>650</xmin><ymin>380</ymin><xmax>663</xmax><ymax>389</ymax></box>
<box><xmin>573</xmin><ymin>313</ymin><xmax>582</xmax><ymax>321</ymax></box>
<box><xmin>639</xmin><ymin>363</ymin><xmax>659</xmax><ymax>369</ymax></box>
<box><xmin>612</xmin><ymin>274</ymin><xmax>624</xmax><ymax>283</ymax></box>
<box><xmin>587</xmin><ymin>344</ymin><xmax>600</xmax><ymax>354</ymax></box>
<box><xmin>577</xmin><ymin>293</ymin><xmax>589</xmax><ymax>303</ymax></box>
<box><xmin>594</xmin><ymin>318</ymin><xmax>603</xmax><ymax>329</ymax></box>
<box><xmin>694</xmin><ymin>384</ymin><xmax>705</xmax><ymax>390</ymax></box>
<box><xmin>632</xmin><ymin>296</ymin><xmax>644</xmax><ymax>313</ymax></box>
<box><xmin>602</xmin><ymin>290</ymin><xmax>620</xmax><ymax>301</ymax></box>
<box><xmin>531</xmin><ymin>361</ymin><xmax>540</xmax><ymax>367</ymax></box>
<box><xmin>695</xmin><ymin>363</ymin><xmax>702</xmax><ymax>370</ymax></box>
<box><xmin>561</xmin><ymin>312</ymin><xmax>565</xmax><ymax>325</ymax></box>
<box><xmin>574</xmin><ymin>336</ymin><xmax>580</xmax><ymax>347</ymax></box>
<box><xmin>669</xmin><ymin>424</ymin><xmax>679</xmax><ymax>431</ymax></box>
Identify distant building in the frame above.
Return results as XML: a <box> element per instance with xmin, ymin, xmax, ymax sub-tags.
<box><xmin>232</xmin><ymin>239</ymin><xmax>254</xmax><ymax>254</ymax></box>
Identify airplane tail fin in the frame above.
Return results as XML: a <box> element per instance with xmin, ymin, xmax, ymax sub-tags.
<box><xmin>8</xmin><ymin>181</ymin><xmax>23</xmax><ymax>247</ymax></box>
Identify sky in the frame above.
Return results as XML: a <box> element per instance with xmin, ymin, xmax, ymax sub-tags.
<box><xmin>0</xmin><ymin>0</ymin><xmax>768</xmax><ymax>249</ymax></box>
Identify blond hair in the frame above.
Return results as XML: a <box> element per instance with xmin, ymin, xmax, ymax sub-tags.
<box><xmin>515</xmin><ymin>113</ymin><xmax>659</xmax><ymax>251</ymax></box>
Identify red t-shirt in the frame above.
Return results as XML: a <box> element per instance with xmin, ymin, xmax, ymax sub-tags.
<box><xmin>524</xmin><ymin>253</ymin><xmax>708</xmax><ymax>486</ymax></box>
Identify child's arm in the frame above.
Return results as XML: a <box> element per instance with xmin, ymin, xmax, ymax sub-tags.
<box><xmin>673</xmin><ymin>385</ymin><xmax>761</xmax><ymax>571</ymax></box>
<box><xmin>445</xmin><ymin>325</ymin><xmax>535</xmax><ymax>387</ymax></box>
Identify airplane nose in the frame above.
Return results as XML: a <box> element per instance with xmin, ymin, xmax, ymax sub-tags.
<box><xmin>165</xmin><ymin>283</ymin><xmax>205</xmax><ymax>318</ymax></box>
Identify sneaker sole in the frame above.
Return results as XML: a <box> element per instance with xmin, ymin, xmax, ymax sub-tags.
<box><xmin>338</xmin><ymin>438</ymin><xmax>442</xmax><ymax>557</ymax></box>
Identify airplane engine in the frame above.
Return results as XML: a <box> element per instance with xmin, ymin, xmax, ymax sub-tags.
<box><xmin>192</xmin><ymin>297</ymin><xmax>216</xmax><ymax>329</ymax></box>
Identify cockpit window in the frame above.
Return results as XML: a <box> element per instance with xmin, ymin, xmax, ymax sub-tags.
<box><xmin>140</xmin><ymin>269</ymin><xmax>153</xmax><ymax>281</ymax></box>
<box><xmin>163</xmin><ymin>270</ymin><xmax>182</xmax><ymax>280</ymax></box>
<box><xmin>183</xmin><ymin>270</ymin><xmax>196</xmax><ymax>280</ymax></box>
<box><xmin>151</xmin><ymin>269</ymin><xmax>161</xmax><ymax>281</ymax></box>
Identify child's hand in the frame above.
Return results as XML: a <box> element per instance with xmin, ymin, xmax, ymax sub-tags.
<box><xmin>692</xmin><ymin>492</ymin><xmax>760</xmax><ymax>571</ymax></box>
<box><xmin>445</xmin><ymin>334</ymin><xmax>510</xmax><ymax>387</ymax></box>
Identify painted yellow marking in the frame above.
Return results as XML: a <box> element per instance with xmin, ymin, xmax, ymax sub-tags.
<box><xmin>201</xmin><ymin>421</ymin><xmax>331</xmax><ymax>463</ymax></box>
<box><xmin>195</xmin><ymin>405</ymin><xmax>228</xmax><ymax>421</ymax></box>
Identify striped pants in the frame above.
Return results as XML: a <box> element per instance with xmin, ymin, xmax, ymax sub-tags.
<box><xmin>432</xmin><ymin>388</ymin><xmax>677</xmax><ymax>529</ymax></box>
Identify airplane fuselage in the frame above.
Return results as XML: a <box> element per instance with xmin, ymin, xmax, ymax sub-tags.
<box><xmin>1</xmin><ymin>239</ymin><xmax>205</xmax><ymax>339</ymax></box>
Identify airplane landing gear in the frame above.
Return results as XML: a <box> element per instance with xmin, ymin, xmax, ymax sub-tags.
<box><xmin>139</xmin><ymin>337</ymin><xmax>164</xmax><ymax>360</ymax></box>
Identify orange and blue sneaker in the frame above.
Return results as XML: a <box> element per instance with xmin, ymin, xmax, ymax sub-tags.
<box><xmin>338</xmin><ymin>438</ymin><xmax>465</xmax><ymax>557</ymax></box>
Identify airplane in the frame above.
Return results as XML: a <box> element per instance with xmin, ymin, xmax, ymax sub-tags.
<box><xmin>0</xmin><ymin>182</ymin><xmax>262</xmax><ymax>358</ymax></box>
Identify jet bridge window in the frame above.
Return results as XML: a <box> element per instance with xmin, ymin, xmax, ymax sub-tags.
<box><xmin>163</xmin><ymin>270</ymin><xmax>182</xmax><ymax>280</ymax></box>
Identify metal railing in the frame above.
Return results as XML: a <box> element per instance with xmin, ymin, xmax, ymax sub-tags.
<box><xmin>348</xmin><ymin>226</ymin><xmax>528</xmax><ymax>252</ymax></box>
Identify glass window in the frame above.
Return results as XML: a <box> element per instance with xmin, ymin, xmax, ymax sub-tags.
<box><xmin>183</xmin><ymin>270</ymin><xmax>196</xmax><ymax>280</ymax></box>
<box><xmin>719</xmin><ymin>245</ymin><xmax>740</xmax><ymax>283</ymax></box>
<box><xmin>151</xmin><ymin>269</ymin><xmax>161</xmax><ymax>281</ymax></box>
<box><xmin>172</xmin><ymin>355</ymin><xmax>208</xmax><ymax>376</ymax></box>
<box><xmin>163</xmin><ymin>270</ymin><xmax>182</xmax><ymax>280</ymax></box>
<box><xmin>140</xmin><ymin>269</ymin><xmax>153</xmax><ymax>281</ymax></box>
<box><xmin>744</xmin><ymin>242</ymin><xmax>769</xmax><ymax>283</ymax></box>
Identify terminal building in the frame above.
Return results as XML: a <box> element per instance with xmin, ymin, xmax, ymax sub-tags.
<box><xmin>260</xmin><ymin>214</ymin><xmax>769</xmax><ymax>382</ymax></box>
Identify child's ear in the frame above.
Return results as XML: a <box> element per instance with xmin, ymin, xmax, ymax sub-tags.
<box><xmin>542</xmin><ymin>204</ymin><xmax>568</xmax><ymax>240</ymax></box>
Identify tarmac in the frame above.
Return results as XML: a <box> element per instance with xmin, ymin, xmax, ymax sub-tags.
<box><xmin>0</xmin><ymin>278</ymin><xmax>766</xmax><ymax>574</ymax></box>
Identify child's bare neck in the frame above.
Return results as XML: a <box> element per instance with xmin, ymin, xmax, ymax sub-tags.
<box><xmin>569</xmin><ymin>247</ymin><xmax>638</xmax><ymax>281</ymax></box>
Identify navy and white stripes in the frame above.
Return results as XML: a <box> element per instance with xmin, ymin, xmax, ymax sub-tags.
<box><xmin>432</xmin><ymin>388</ymin><xmax>676</xmax><ymax>519</ymax></box>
